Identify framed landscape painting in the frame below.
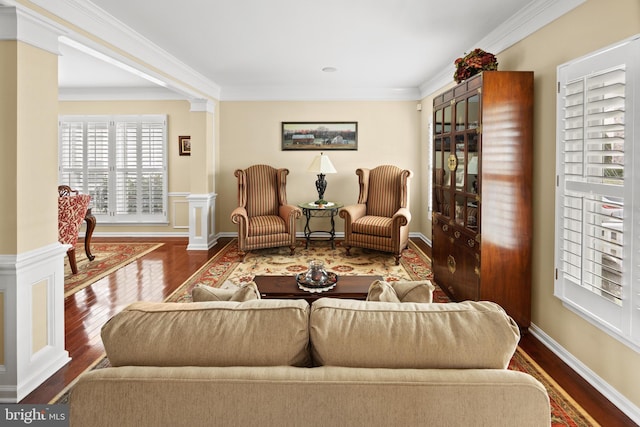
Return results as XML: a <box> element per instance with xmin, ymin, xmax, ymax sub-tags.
<box><xmin>282</xmin><ymin>122</ymin><xmax>358</xmax><ymax>150</ymax></box>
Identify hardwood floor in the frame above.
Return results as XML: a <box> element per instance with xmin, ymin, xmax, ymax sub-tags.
<box><xmin>21</xmin><ymin>237</ymin><xmax>636</xmax><ymax>425</ymax></box>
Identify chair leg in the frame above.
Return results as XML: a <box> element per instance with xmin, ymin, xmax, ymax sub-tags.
<box><xmin>394</xmin><ymin>254</ymin><xmax>401</xmax><ymax>266</ymax></box>
<box><xmin>67</xmin><ymin>248</ymin><xmax>79</xmax><ymax>274</ymax></box>
<box><xmin>289</xmin><ymin>245</ymin><xmax>296</xmax><ymax>256</ymax></box>
<box><xmin>238</xmin><ymin>250</ymin><xmax>247</xmax><ymax>262</ymax></box>
<box><xmin>345</xmin><ymin>246</ymin><xmax>352</xmax><ymax>256</ymax></box>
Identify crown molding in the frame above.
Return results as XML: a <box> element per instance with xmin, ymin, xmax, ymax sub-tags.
<box><xmin>419</xmin><ymin>0</ymin><xmax>587</xmax><ymax>98</ymax></box>
<box><xmin>58</xmin><ymin>86</ymin><xmax>187</xmax><ymax>101</ymax></box>
<box><xmin>0</xmin><ymin>5</ymin><xmax>67</xmax><ymax>54</ymax></box>
<box><xmin>26</xmin><ymin>0</ymin><xmax>220</xmax><ymax>100</ymax></box>
<box><xmin>220</xmin><ymin>85</ymin><xmax>422</xmax><ymax>102</ymax></box>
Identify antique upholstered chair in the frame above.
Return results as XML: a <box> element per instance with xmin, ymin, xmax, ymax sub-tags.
<box><xmin>58</xmin><ymin>186</ymin><xmax>91</xmax><ymax>274</ymax></box>
<box><xmin>339</xmin><ymin>165</ymin><xmax>413</xmax><ymax>265</ymax></box>
<box><xmin>230</xmin><ymin>165</ymin><xmax>302</xmax><ymax>259</ymax></box>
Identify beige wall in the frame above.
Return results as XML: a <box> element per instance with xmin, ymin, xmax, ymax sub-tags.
<box><xmin>0</xmin><ymin>41</ymin><xmax>59</xmax><ymax>254</ymax></box>
<box><xmin>0</xmin><ymin>41</ymin><xmax>19</xmax><ymax>254</ymax></box>
<box><xmin>17</xmin><ymin>42</ymin><xmax>59</xmax><ymax>253</ymax></box>
<box><xmin>218</xmin><ymin>101</ymin><xmax>422</xmax><ymax>234</ymax></box>
<box><xmin>421</xmin><ymin>0</ymin><xmax>640</xmax><ymax>408</ymax></box>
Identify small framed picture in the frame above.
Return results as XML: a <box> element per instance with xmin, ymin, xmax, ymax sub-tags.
<box><xmin>179</xmin><ymin>135</ymin><xmax>191</xmax><ymax>156</ymax></box>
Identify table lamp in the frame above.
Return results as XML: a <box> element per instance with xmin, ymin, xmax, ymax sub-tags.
<box><xmin>307</xmin><ymin>152</ymin><xmax>337</xmax><ymax>205</ymax></box>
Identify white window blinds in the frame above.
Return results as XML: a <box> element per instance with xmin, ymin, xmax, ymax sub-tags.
<box><xmin>59</xmin><ymin>115</ymin><xmax>168</xmax><ymax>224</ymax></box>
<box><xmin>555</xmin><ymin>35</ymin><xmax>640</xmax><ymax>349</ymax></box>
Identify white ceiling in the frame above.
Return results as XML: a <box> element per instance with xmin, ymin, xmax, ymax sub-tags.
<box><xmin>54</xmin><ymin>0</ymin><xmax>538</xmax><ymax>100</ymax></box>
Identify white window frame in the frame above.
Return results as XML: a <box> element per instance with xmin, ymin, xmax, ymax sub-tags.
<box><xmin>58</xmin><ymin>115</ymin><xmax>168</xmax><ymax>225</ymax></box>
<box><xmin>555</xmin><ymin>34</ymin><xmax>640</xmax><ymax>351</ymax></box>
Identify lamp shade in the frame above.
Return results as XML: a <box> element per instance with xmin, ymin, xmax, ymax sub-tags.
<box><xmin>307</xmin><ymin>152</ymin><xmax>337</xmax><ymax>174</ymax></box>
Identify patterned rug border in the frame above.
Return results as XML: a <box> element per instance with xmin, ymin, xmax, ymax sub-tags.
<box><xmin>164</xmin><ymin>239</ymin><xmax>239</xmax><ymax>301</ymax></box>
<box><xmin>64</xmin><ymin>243</ymin><xmax>163</xmax><ymax>298</ymax></box>
<box><xmin>514</xmin><ymin>347</ymin><xmax>600</xmax><ymax>426</ymax></box>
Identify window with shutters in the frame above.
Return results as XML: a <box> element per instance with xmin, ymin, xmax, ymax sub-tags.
<box><xmin>555</xmin><ymin>35</ymin><xmax>640</xmax><ymax>350</ymax></box>
<box><xmin>59</xmin><ymin>115</ymin><xmax>168</xmax><ymax>224</ymax></box>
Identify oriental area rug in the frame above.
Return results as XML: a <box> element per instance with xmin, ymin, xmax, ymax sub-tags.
<box><xmin>64</xmin><ymin>241</ymin><xmax>163</xmax><ymax>297</ymax></box>
<box><xmin>166</xmin><ymin>239</ymin><xmax>446</xmax><ymax>302</ymax></box>
<box><xmin>55</xmin><ymin>239</ymin><xmax>600</xmax><ymax>425</ymax></box>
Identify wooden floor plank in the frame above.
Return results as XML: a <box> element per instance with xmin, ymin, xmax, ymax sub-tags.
<box><xmin>18</xmin><ymin>237</ymin><xmax>636</xmax><ymax>426</ymax></box>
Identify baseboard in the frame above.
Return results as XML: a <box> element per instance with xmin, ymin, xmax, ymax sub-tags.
<box><xmin>92</xmin><ymin>232</ymin><xmax>190</xmax><ymax>238</ymax></box>
<box><xmin>529</xmin><ymin>323</ymin><xmax>640</xmax><ymax>425</ymax></box>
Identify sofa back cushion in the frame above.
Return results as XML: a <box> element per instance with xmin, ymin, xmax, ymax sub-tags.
<box><xmin>102</xmin><ymin>299</ymin><xmax>310</xmax><ymax>367</ymax></box>
<box><xmin>309</xmin><ymin>299</ymin><xmax>519</xmax><ymax>369</ymax></box>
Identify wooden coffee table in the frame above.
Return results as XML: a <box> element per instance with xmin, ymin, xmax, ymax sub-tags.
<box><xmin>253</xmin><ymin>275</ymin><xmax>381</xmax><ymax>303</ymax></box>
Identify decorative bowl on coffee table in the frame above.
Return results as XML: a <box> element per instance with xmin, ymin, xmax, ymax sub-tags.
<box><xmin>296</xmin><ymin>271</ymin><xmax>338</xmax><ymax>293</ymax></box>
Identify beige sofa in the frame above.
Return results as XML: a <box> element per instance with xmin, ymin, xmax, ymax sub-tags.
<box><xmin>70</xmin><ymin>298</ymin><xmax>551</xmax><ymax>427</ymax></box>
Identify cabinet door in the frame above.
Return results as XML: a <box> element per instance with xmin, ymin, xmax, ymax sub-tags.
<box><xmin>432</xmin><ymin>221</ymin><xmax>480</xmax><ymax>301</ymax></box>
<box><xmin>452</xmin><ymin>94</ymin><xmax>481</xmax><ymax>232</ymax></box>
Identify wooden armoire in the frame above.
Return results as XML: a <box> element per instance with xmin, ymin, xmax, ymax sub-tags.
<box><xmin>431</xmin><ymin>71</ymin><xmax>533</xmax><ymax>328</ymax></box>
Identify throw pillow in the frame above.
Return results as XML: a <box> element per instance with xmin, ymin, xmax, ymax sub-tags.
<box><xmin>366</xmin><ymin>280</ymin><xmax>434</xmax><ymax>303</ymax></box>
<box><xmin>366</xmin><ymin>280</ymin><xmax>401</xmax><ymax>302</ymax></box>
<box><xmin>192</xmin><ymin>282</ymin><xmax>261</xmax><ymax>302</ymax></box>
<box><xmin>229</xmin><ymin>282</ymin><xmax>261</xmax><ymax>302</ymax></box>
<box><xmin>391</xmin><ymin>280</ymin><xmax>435</xmax><ymax>303</ymax></box>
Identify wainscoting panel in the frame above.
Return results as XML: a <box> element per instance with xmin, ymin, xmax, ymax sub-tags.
<box><xmin>0</xmin><ymin>243</ymin><xmax>70</xmax><ymax>402</ymax></box>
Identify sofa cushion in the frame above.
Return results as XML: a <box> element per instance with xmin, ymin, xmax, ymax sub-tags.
<box><xmin>310</xmin><ymin>299</ymin><xmax>519</xmax><ymax>369</ymax></box>
<box><xmin>248</xmin><ymin>215</ymin><xmax>286</xmax><ymax>236</ymax></box>
<box><xmin>102</xmin><ymin>299</ymin><xmax>310</xmax><ymax>367</ymax></box>
<box><xmin>366</xmin><ymin>280</ymin><xmax>434</xmax><ymax>303</ymax></box>
<box><xmin>192</xmin><ymin>282</ymin><xmax>261</xmax><ymax>302</ymax></box>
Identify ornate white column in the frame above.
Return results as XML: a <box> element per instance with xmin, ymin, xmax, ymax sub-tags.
<box><xmin>0</xmin><ymin>6</ymin><xmax>69</xmax><ymax>402</ymax></box>
<box><xmin>187</xmin><ymin>99</ymin><xmax>217</xmax><ymax>250</ymax></box>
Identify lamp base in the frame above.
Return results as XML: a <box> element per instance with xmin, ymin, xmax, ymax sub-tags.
<box><xmin>315</xmin><ymin>173</ymin><xmax>327</xmax><ymax>206</ymax></box>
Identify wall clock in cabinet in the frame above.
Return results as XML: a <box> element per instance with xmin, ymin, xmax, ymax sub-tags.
<box><xmin>432</xmin><ymin>71</ymin><xmax>533</xmax><ymax>328</ymax></box>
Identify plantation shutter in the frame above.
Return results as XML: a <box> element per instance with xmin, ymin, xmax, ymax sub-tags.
<box><xmin>86</xmin><ymin>121</ymin><xmax>110</xmax><ymax>215</ymax></box>
<box><xmin>59</xmin><ymin>120</ymin><xmax>85</xmax><ymax>189</ymax></box>
<box><xmin>555</xmin><ymin>35</ymin><xmax>640</xmax><ymax>348</ymax></box>
<box><xmin>59</xmin><ymin>115</ymin><xmax>167</xmax><ymax>224</ymax></box>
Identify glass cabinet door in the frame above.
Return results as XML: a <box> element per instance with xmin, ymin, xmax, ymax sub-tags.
<box><xmin>434</xmin><ymin>92</ymin><xmax>482</xmax><ymax>232</ymax></box>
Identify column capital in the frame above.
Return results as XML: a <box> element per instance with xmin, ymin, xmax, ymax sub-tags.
<box><xmin>189</xmin><ymin>98</ymin><xmax>215</xmax><ymax>114</ymax></box>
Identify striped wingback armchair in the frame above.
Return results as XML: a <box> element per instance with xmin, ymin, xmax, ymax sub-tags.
<box><xmin>339</xmin><ymin>165</ymin><xmax>413</xmax><ymax>265</ymax></box>
<box><xmin>231</xmin><ymin>165</ymin><xmax>302</xmax><ymax>259</ymax></box>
